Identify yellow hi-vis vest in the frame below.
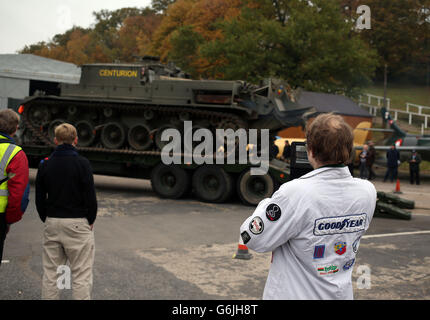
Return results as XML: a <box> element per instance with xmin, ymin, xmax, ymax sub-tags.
<box><xmin>0</xmin><ymin>134</ymin><xmax>22</xmax><ymax>213</ymax></box>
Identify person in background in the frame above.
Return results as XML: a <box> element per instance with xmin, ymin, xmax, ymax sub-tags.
<box><xmin>36</xmin><ymin>123</ymin><xmax>97</xmax><ymax>300</ymax></box>
<box><xmin>0</xmin><ymin>109</ymin><xmax>29</xmax><ymax>266</ymax></box>
<box><xmin>359</xmin><ymin>144</ymin><xmax>369</xmax><ymax>179</ymax></box>
<box><xmin>269</xmin><ymin>136</ymin><xmax>279</xmax><ymax>160</ymax></box>
<box><xmin>282</xmin><ymin>140</ymin><xmax>291</xmax><ymax>163</ymax></box>
<box><xmin>408</xmin><ymin>150</ymin><xmax>421</xmax><ymax>185</ymax></box>
<box><xmin>366</xmin><ymin>141</ymin><xmax>376</xmax><ymax>180</ymax></box>
<box><xmin>383</xmin><ymin>144</ymin><xmax>400</xmax><ymax>183</ymax></box>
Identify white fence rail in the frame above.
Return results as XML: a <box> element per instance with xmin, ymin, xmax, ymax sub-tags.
<box><xmin>359</xmin><ymin>102</ymin><xmax>429</xmax><ymax>129</ymax></box>
<box><xmin>406</xmin><ymin>102</ymin><xmax>430</xmax><ymax>115</ymax></box>
<box><xmin>359</xmin><ymin>93</ymin><xmax>430</xmax><ymax>129</ymax></box>
<box><xmin>359</xmin><ymin>102</ymin><xmax>380</xmax><ymax>117</ymax></box>
<box><xmin>359</xmin><ymin>93</ymin><xmax>391</xmax><ymax>109</ymax></box>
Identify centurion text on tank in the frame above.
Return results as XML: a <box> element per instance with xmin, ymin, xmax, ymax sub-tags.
<box><xmin>17</xmin><ymin>56</ymin><xmax>313</xmax><ymax>205</ymax></box>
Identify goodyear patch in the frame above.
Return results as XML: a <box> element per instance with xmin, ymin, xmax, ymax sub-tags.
<box><xmin>313</xmin><ymin>213</ymin><xmax>367</xmax><ymax>236</ymax></box>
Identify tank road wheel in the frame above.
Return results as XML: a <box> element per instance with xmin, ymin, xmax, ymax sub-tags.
<box><xmin>150</xmin><ymin>163</ymin><xmax>190</xmax><ymax>199</ymax></box>
<box><xmin>192</xmin><ymin>166</ymin><xmax>233</xmax><ymax>203</ymax></box>
<box><xmin>48</xmin><ymin>119</ymin><xmax>66</xmax><ymax>141</ymax></box>
<box><xmin>103</xmin><ymin>107</ymin><xmax>114</xmax><ymax>118</ymax></box>
<box><xmin>101</xmin><ymin>122</ymin><xmax>126</xmax><ymax>149</ymax></box>
<box><xmin>29</xmin><ymin>105</ymin><xmax>51</xmax><ymax>126</ymax></box>
<box><xmin>76</xmin><ymin>120</ymin><xmax>96</xmax><ymax>147</ymax></box>
<box><xmin>237</xmin><ymin>169</ymin><xmax>276</xmax><ymax>206</ymax></box>
<box><xmin>155</xmin><ymin>124</ymin><xmax>180</xmax><ymax>151</ymax></box>
<box><xmin>128</xmin><ymin>124</ymin><xmax>152</xmax><ymax>151</ymax></box>
<box><xmin>68</xmin><ymin>105</ymin><xmax>79</xmax><ymax>117</ymax></box>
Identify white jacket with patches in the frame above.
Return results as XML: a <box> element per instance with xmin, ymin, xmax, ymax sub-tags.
<box><xmin>240</xmin><ymin>166</ymin><xmax>377</xmax><ymax>300</ymax></box>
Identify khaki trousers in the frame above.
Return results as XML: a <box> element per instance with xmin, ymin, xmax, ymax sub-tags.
<box><xmin>42</xmin><ymin>217</ymin><xmax>95</xmax><ymax>300</ymax></box>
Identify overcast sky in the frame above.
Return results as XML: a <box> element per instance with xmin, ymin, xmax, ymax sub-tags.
<box><xmin>0</xmin><ymin>0</ymin><xmax>152</xmax><ymax>54</ymax></box>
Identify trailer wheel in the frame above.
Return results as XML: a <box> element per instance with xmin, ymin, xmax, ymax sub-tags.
<box><xmin>192</xmin><ymin>166</ymin><xmax>233</xmax><ymax>203</ymax></box>
<box><xmin>237</xmin><ymin>169</ymin><xmax>276</xmax><ymax>206</ymax></box>
<box><xmin>151</xmin><ymin>163</ymin><xmax>190</xmax><ymax>199</ymax></box>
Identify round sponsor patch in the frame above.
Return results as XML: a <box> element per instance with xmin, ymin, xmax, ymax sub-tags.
<box><xmin>334</xmin><ymin>241</ymin><xmax>347</xmax><ymax>255</ymax></box>
<box><xmin>249</xmin><ymin>217</ymin><xmax>264</xmax><ymax>235</ymax></box>
<box><xmin>266</xmin><ymin>203</ymin><xmax>282</xmax><ymax>222</ymax></box>
<box><xmin>343</xmin><ymin>258</ymin><xmax>355</xmax><ymax>271</ymax></box>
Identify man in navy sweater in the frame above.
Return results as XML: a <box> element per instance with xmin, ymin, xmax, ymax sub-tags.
<box><xmin>36</xmin><ymin>123</ymin><xmax>97</xmax><ymax>300</ymax></box>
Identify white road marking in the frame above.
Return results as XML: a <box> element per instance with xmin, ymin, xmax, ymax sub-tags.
<box><xmin>363</xmin><ymin>230</ymin><xmax>430</xmax><ymax>239</ymax></box>
<box><xmin>1</xmin><ymin>260</ymin><xmax>10</xmax><ymax>264</ymax></box>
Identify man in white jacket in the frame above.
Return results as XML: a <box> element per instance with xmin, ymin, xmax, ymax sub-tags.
<box><xmin>240</xmin><ymin>113</ymin><xmax>376</xmax><ymax>300</ymax></box>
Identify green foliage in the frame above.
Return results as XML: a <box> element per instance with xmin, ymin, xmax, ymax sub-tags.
<box><xmin>20</xmin><ymin>42</ymin><xmax>49</xmax><ymax>54</ymax></box>
<box><xmin>199</xmin><ymin>0</ymin><xmax>378</xmax><ymax>95</ymax></box>
<box><xmin>345</xmin><ymin>0</ymin><xmax>430</xmax><ymax>83</ymax></box>
<box><xmin>169</xmin><ymin>26</ymin><xmax>205</xmax><ymax>78</ymax></box>
<box><xmin>19</xmin><ymin>0</ymin><xmax>428</xmax><ymax>93</ymax></box>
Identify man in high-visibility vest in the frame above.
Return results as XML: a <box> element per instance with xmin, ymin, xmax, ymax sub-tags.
<box><xmin>0</xmin><ymin>109</ymin><xmax>30</xmax><ymax>266</ymax></box>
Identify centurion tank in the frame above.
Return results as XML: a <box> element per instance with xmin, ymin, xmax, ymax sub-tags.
<box><xmin>19</xmin><ymin>56</ymin><xmax>310</xmax><ymax>151</ymax></box>
<box><xmin>17</xmin><ymin>56</ymin><xmax>313</xmax><ymax>205</ymax></box>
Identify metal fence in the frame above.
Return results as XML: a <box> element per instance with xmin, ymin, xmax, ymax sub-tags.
<box><xmin>359</xmin><ymin>93</ymin><xmax>430</xmax><ymax>130</ymax></box>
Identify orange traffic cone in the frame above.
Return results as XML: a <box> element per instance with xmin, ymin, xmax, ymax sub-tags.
<box><xmin>232</xmin><ymin>236</ymin><xmax>252</xmax><ymax>260</ymax></box>
<box><xmin>394</xmin><ymin>178</ymin><xmax>402</xmax><ymax>194</ymax></box>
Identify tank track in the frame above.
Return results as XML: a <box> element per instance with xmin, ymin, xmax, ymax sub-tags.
<box><xmin>21</xmin><ymin>97</ymin><xmax>248</xmax><ymax>156</ymax></box>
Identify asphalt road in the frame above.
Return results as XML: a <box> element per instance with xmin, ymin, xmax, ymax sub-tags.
<box><xmin>0</xmin><ymin>169</ymin><xmax>429</xmax><ymax>300</ymax></box>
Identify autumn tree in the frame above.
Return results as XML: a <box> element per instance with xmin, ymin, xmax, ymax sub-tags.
<box><xmin>150</xmin><ymin>0</ymin><xmax>243</xmax><ymax>77</ymax></box>
<box><xmin>20</xmin><ymin>27</ymin><xmax>94</xmax><ymax>64</ymax></box>
<box><xmin>342</xmin><ymin>0</ymin><xmax>430</xmax><ymax>83</ymax></box>
<box><xmin>111</xmin><ymin>11</ymin><xmax>162</xmax><ymax>61</ymax></box>
<box><xmin>19</xmin><ymin>6</ymin><xmax>161</xmax><ymax>65</ymax></box>
<box><xmin>165</xmin><ymin>0</ymin><xmax>378</xmax><ymax>95</ymax></box>
<box><xmin>91</xmin><ymin>7</ymin><xmax>159</xmax><ymax>62</ymax></box>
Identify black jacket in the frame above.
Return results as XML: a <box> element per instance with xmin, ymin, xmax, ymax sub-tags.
<box><xmin>386</xmin><ymin>148</ymin><xmax>400</xmax><ymax>168</ymax></box>
<box><xmin>409</xmin><ymin>153</ymin><xmax>421</xmax><ymax>170</ymax></box>
<box><xmin>35</xmin><ymin>144</ymin><xmax>97</xmax><ymax>224</ymax></box>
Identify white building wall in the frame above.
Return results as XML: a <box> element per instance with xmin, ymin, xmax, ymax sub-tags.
<box><xmin>0</xmin><ymin>77</ymin><xmax>29</xmax><ymax>109</ymax></box>
<box><xmin>0</xmin><ymin>97</ymin><xmax>7</xmax><ymax>109</ymax></box>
